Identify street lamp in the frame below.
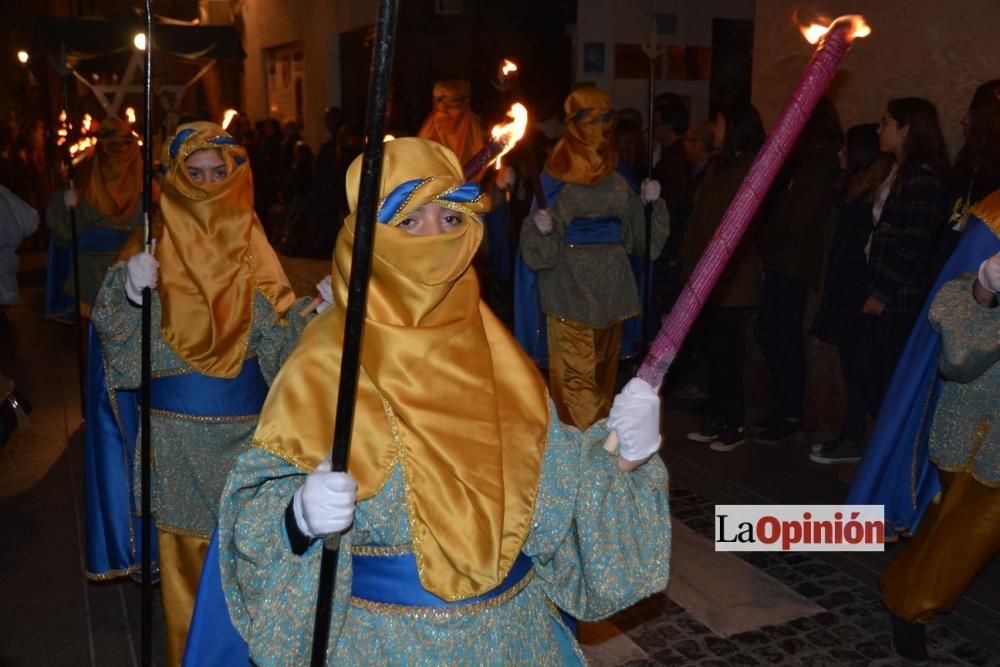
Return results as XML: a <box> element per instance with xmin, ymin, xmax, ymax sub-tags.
<box><xmin>17</xmin><ymin>50</ymin><xmax>29</xmax><ymax>64</ymax></box>
<box><xmin>133</xmin><ymin>33</ymin><xmax>147</xmax><ymax>50</ymax></box>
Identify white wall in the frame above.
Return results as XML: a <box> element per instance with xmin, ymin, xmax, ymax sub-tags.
<box><xmin>752</xmin><ymin>0</ymin><xmax>1000</xmax><ymax>156</ymax></box>
<box><xmin>575</xmin><ymin>0</ymin><xmax>755</xmax><ymax>124</ymax></box>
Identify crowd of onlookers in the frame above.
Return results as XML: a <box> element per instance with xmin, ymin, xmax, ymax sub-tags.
<box><xmin>2</xmin><ymin>78</ymin><xmax>998</xmax><ymax>468</ymax></box>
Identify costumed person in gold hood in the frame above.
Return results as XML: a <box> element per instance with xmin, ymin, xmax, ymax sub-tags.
<box><xmin>87</xmin><ymin>122</ymin><xmax>321</xmax><ymax>666</ymax></box>
<box><xmin>417</xmin><ymin>79</ymin><xmax>488</xmax><ymax>166</ymax></box>
<box><xmin>418</xmin><ymin>78</ymin><xmax>516</xmax><ymax>293</ymax></box>
<box><xmin>516</xmin><ymin>87</ymin><xmax>670</xmax><ymax>429</ymax></box>
<box><xmin>210</xmin><ymin>137</ymin><xmax>670</xmax><ymax>664</ymax></box>
<box><xmin>46</xmin><ymin>116</ymin><xmax>152</xmax><ymax>320</ymax></box>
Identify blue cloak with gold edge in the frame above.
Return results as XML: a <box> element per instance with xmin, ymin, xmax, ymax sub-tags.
<box><xmin>846</xmin><ymin>198</ymin><xmax>1000</xmax><ymax>533</ymax></box>
<box><xmin>84</xmin><ymin>322</ymin><xmax>160</xmax><ymax>580</ymax></box>
<box><xmin>514</xmin><ymin>169</ymin><xmax>653</xmax><ymax>365</ymax></box>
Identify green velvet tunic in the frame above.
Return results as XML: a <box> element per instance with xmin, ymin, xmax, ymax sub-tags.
<box><xmin>928</xmin><ymin>275</ymin><xmax>1000</xmax><ymax>486</ymax></box>
<box><xmin>91</xmin><ymin>262</ymin><xmax>312</xmax><ymax>537</ymax></box>
<box><xmin>219</xmin><ymin>407</ymin><xmax>671</xmax><ymax>665</ymax></box>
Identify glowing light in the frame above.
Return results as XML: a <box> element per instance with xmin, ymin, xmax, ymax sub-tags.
<box><xmin>501</xmin><ymin>59</ymin><xmax>518</xmax><ymax>76</ymax></box>
<box><xmin>82</xmin><ymin>114</ymin><xmax>93</xmax><ymax>133</ymax></box>
<box><xmin>221</xmin><ymin>108</ymin><xmax>239</xmax><ymax>130</ymax></box>
<box><xmin>59</xmin><ymin>110</ymin><xmax>67</xmax><ymax>123</ymax></box>
<box><xmin>16</xmin><ymin>50</ymin><xmax>29</xmax><ymax>64</ymax></box>
<box><xmin>489</xmin><ymin>102</ymin><xmax>529</xmax><ymax>169</ymax></box>
<box><xmin>383</xmin><ymin>134</ymin><xmax>396</xmax><ymax>142</ymax></box>
<box><xmin>800</xmin><ymin>15</ymin><xmax>871</xmax><ymax>45</ymax></box>
<box><xmin>134</xmin><ymin>33</ymin><xmax>147</xmax><ymax>51</ymax></box>
<box><xmin>69</xmin><ymin>137</ymin><xmax>95</xmax><ymax>157</ymax></box>
<box><xmin>125</xmin><ymin>107</ymin><xmax>137</xmax><ymax>125</ymax></box>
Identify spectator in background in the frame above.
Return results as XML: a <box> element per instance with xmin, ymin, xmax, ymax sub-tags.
<box><xmin>753</xmin><ymin>97</ymin><xmax>843</xmax><ymax>444</ymax></box>
<box><xmin>810</xmin><ymin>124</ymin><xmax>890</xmax><ymax>459</ymax></box>
<box><xmin>252</xmin><ymin>119</ymin><xmax>282</xmax><ymax>232</ymax></box>
<box><xmin>814</xmin><ymin>97</ymin><xmax>950</xmax><ymax>464</ymax></box>
<box><xmin>681</xmin><ymin>102</ymin><xmax>766</xmax><ymax>452</ymax></box>
<box><xmin>279</xmin><ymin>120</ymin><xmax>302</xmax><ymax>178</ymax></box>
<box><xmin>314</xmin><ymin>106</ymin><xmax>343</xmax><ymax>182</ymax></box>
<box><xmin>0</xmin><ymin>184</ymin><xmax>39</xmax><ymax>337</ymax></box>
<box><xmin>651</xmin><ymin>94</ymin><xmax>692</xmax><ymax>225</ymax></box>
<box><xmin>614</xmin><ymin>114</ymin><xmax>646</xmax><ymax>185</ymax></box>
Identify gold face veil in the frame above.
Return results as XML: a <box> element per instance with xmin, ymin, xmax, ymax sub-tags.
<box><xmin>155</xmin><ymin>122</ymin><xmax>295</xmax><ymax>378</ymax></box>
<box><xmin>76</xmin><ymin>116</ymin><xmax>144</xmax><ymax>225</ymax></box>
<box><xmin>544</xmin><ymin>86</ymin><xmax>619</xmax><ymax>185</ymax></box>
<box><xmin>254</xmin><ymin>137</ymin><xmax>551</xmax><ymax>601</ymax></box>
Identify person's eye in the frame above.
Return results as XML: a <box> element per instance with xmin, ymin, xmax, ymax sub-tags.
<box><xmin>188</xmin><ymin>169</ymin><xmax>202</xmax><ymax>180</ymax></box>
<box><xmin>443</xmin><ymin>214</ymin><xmax>462</xmax><ymax>225</ymax></box>
<box><xmin>214</xmin><ymin>168</ymin><xmax>227</xmax><ymax>179</ymax></box>
<box><xmin>398</xmin><ymin>218</ymin><xmax>416</xmax><ymax>228</ymax></box>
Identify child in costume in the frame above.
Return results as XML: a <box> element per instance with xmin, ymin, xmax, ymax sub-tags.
<box><xmin>215</xmin><ymin>137</ymin><xmax>670</xmax><ymax>665</ymax></box>
<box><xmin>46</xmin><ymin>116</ymin><xmax>149</xmax><ymax>320</ymax></box>
<box><xmin>89</xmin><ymin>122</ymin><xmax>317</xmax><ymax>665</ymax></box>
<box><xmin>517</xmin><ymin>86</ymin><xmax>669</xmax><ymax>429</ymax></box>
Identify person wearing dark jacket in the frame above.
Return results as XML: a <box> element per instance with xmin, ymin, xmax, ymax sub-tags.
<box><xmin>753</xmin><ymin>98</ymin><xmax>843</xmax><ymax>443</ymax></box>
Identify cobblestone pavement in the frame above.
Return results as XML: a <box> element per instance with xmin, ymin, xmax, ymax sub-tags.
<box><xmin>604</xmin><ymin>485</ymin><xmax>1000</xmax><ymax>667</ymax></box>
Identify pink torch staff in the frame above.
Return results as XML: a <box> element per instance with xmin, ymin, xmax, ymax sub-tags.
<box><xmin>637</xmin><ymin>15</ymin><xmax>870</xmax><ymax>389</ymax></box>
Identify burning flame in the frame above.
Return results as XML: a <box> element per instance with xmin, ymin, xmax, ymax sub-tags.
<box><xmin>125</xmin><ymin>107</ymin><xmax>137</xmax><ymax>125</ymax></box>
<box><xmin>69</xmin><ymin>137</ymin><xmax>95</xmax><ymax>157</ymax></box>
<box><xmin>501</xmin><ymin>59</ymin><xmax>518</xmax><ymax>76</ymax></box>
<box><xmin>384</xmin><ymin>134</ymin><xmax>396</xmax><ymax>142</ymax></box>
<box><xmin>59</xmin><ymin>110</ymin><xmax>67</xmax><ymax>123</ymax></box>
<box><xmin>82</xmin><ymin>114</ymin><xmax>93</xmax><ymax>133</ymax></box>
<box><xmin>222</xmin><ymin>108</ymin><xmax>238</xmax><ymax>130</ymax></box>
<box><xmin>800</xmin><ymin>15</ymin><xmax>871</xmax><ymax>45</ymax></box>
<box><xmin>490</xmin><ymin>103</ymin><xmax>528</xmax><ymax>169</ymax></box>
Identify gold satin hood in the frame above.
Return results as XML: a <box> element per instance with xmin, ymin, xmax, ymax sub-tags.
<box><xmin>545</xmin><ymin>86</ymin><xmax>618</xmax><ymax>185</ymax></box>
<box><xmin>76</xmin><ymin>116</ymin><xmax>144</xmax><ymax>225</ymax></box>
<box><xmin>254</xmin><ymin>137</ymin><xmax>551</xmax><ymax>601</ymax></box>
<box><xmin>417</xmin><ymin>79</ymin><xmax>487</xmax><ymax>165</ymax></box>
<box><xmin>155</xmin><ymin>122</ymin><xmax>295</xmax><ymax>378</ymax></box>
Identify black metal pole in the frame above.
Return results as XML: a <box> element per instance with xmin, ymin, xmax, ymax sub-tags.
<box><xmin>140</xmin><ymin>3</ymin><xmax>154</xmax><ymax>666</ymax></box>
<box><xmin>641</xmin><ymin>43</ymin><xmax>656</xmax><ymax>351</ymax></box>
<box><xmin>309</xmin><ymin>0</ymin><xmax>398</xmax><ymax>664</ymax></box>
<box><xmin>59</xmin><ymin>43</ymin><xmax>86</xmax><ymax>418</ymax></box>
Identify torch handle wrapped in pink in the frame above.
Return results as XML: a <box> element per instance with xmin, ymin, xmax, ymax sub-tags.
<box><xmin>637</xmin><ymin>21</ymin><xmax>858</xmax><ymax>388</ymax></box>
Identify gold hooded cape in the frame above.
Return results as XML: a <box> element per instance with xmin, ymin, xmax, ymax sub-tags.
<box><xmin>153</xmin><ymin>122</ymin><xmax>295</xmax><ymax>378</ymax></box>
<box><xmin>417</xmin><ymin>80</ymin><xmax>488</xmax><ymax>165</ymax></box>
<box><xmin>253</xmin><ymin>138</ymin><xmax>550</xmax><ymax>601</ymax></box>
<box><xmin>544</xmin><ymin>87</ymin><xmax>618</xmax><ymax>186</ymax></box>
<box><xmin>76</xmin><ymin>116</ymin><xmax>144</xmax><ymax>226</ymax></box>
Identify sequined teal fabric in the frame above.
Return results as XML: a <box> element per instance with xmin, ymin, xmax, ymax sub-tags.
<box><xmin>928</xmin><ymin>275</ymin><xmax>1000</xmax><ymax>486</ymax></box>
<box><xmin>219</xmin><ymin>405</ymin><xmax>671</xmax><ymax>665</ymax></box>
<box><xmin>91</xmin><ymin>262</ymin><xmax>312</xmax><ymax>536</ymax></box>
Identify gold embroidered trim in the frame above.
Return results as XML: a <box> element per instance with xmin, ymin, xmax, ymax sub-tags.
<box><xmin>968</xmin><ymin>418</ymin><xmax>992</xmax><ymax>462</ymax></box>
<box><xmin>352</xmin><ymin>543</ymin><xmax>413</xmax><ymax>557</ymax></box>
<box><xmin>348</xmin><ymin>568</ymin><xmax>534</xmax><ymax>618</ymax></box>
<box><xmin>145</xmin><ymin>408</ymin><xmax>259</xmax><ymax>424</ymax></box>
<box><xmin>930</xmin><ymin>464</ymin><xmax>1000</xmax><ymax>489</ymax></box>
<box><xmin>86</xmin><ymin>564</ymin><xmax>139</xmax><ymax>581</ymax></box>
<box><xmin>252</xmin><ymin>438</ymin><xmax>312</xmax><ymax>472</ymax></box>
<box><xmin>910</xmin><ymin>382</ymin><xmax>936</xmax><ymax>512</ymax></box>
<box><xmin>151</xmin><ymin>352</ymin><xmax>259</xmax><ymax>379</ymax></box>
<box><xmin>155</xmin><ymin>522</ymin><xmax>213</xmax><ymax>540</ymax></box>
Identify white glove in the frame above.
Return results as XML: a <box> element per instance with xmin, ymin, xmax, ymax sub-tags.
<box><xmin>293</xmin><ymin>458</ymin><xmax>358</xmax><ymax>538</ymax></box>
<box><xmin>64</xmin><ymin>189</ymin><xmax>79</xmax><ymax>208</ymax></box>
<box><xmin>533</xmin><ymin>209</ymin><xmax>554</xmax><ymax>235</ymax></box>
<box><xmin>125</xmin><ymin>245</ymin><xmax>159</xmax><ymax>304</ymax></box>
<box><xmin>977</xmin><ymin>252</ymin><xmax>1000</xmax><ymax>293</ymax></box>
<box><xmin>640</xmin><ymin>178</ymin><xmax>661</xmax><ymax>204</ymax></box>
<box><xmin>315</xmin><ymin>275</ymin><xmax>333</xmax><ymax>314</ymax></box>
<box><xmin>608</xmin><ymin>378</ymin><xmax>662</xmax><ymax>463</ymax></box>
<box><xmin>497</xmin><ymin>165</ymin><xmax>516</xmax><ymax>190</ymax></box>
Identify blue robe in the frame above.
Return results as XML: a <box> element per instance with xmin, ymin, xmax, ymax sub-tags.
<box><xmin>846</xmin><ymin>215</ymin><xmax>1000</xmax><ymax>532</ymax></box>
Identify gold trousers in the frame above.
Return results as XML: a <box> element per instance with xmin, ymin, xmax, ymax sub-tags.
<box><xmin>158</xmin><ymin>530</ymin><xmax>210</xmax><ymax>666</ymax></box>
<box><xmin>546</xmin><ymin>316</ymin><xmax>623</xmax><ymax>430</ymax></box>
<box><xmin>881</xmin><ymin>471</ymin><xmax>1000</xmax><ymax>623</ymax></box>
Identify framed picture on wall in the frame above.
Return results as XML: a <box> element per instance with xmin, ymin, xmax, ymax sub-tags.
<box><xmin>583</xmin><ymin>42</ymin><xmax>605</xmax><ymax>74</ymax></box>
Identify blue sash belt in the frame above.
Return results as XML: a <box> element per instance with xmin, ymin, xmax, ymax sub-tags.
<box><xmin>150</xmin><ymin>357</ymin><xmax>268</xmax><ymax>417</ymax></box>
<box><xmin>351</xmin><ymin>550</ymin><xmax>533</xmax><ymax>608</ymax></box>
<box><xmin>78</xmin><ymin>225</ymin><xmax>134</xmax><ymax>253</ymax></box>
<box><xmin>564</xmin><ymin>216</ymin><xmax>622</xmax><ymax>245</ymax></box>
